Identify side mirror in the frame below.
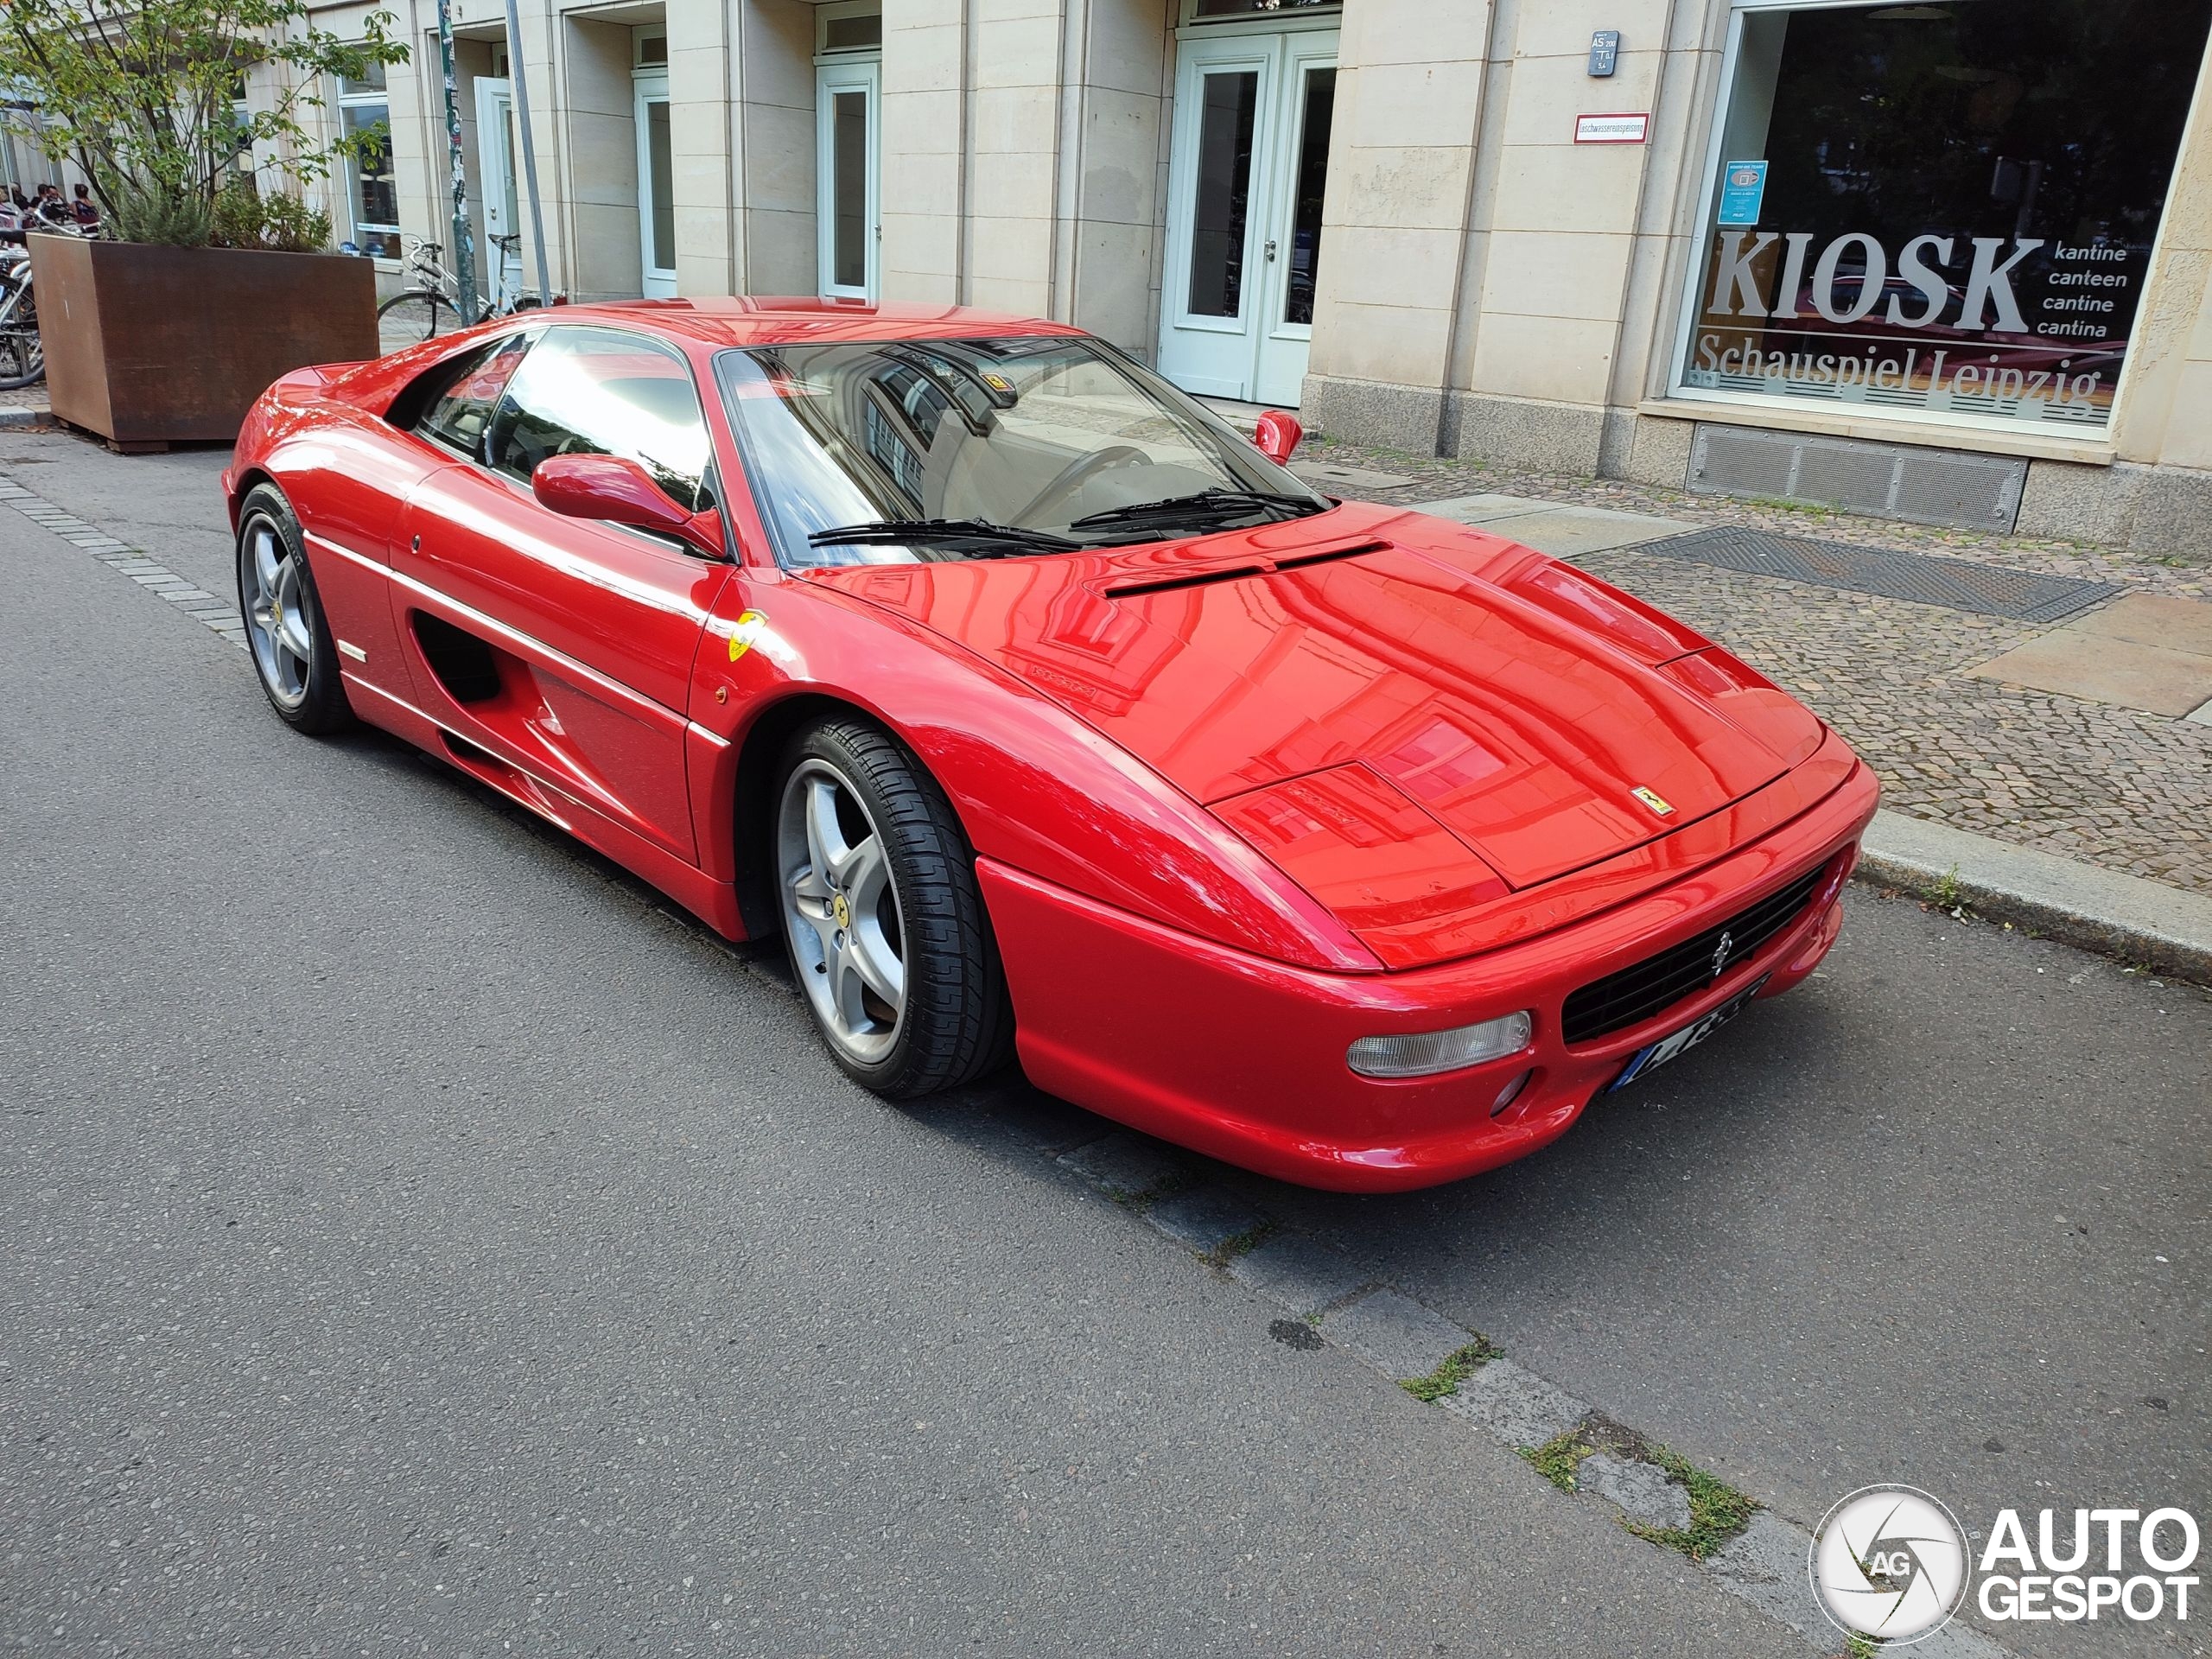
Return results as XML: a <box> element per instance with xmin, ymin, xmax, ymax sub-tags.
<box><xmin>532</xmin><ymin>454</ymin><xmax>724</xmax><ymax>558</ymax></box>
<box><xmin>1254</xmin><ymin>409</ymin><xmax>1303</xmax><ymax>467</ymax></box>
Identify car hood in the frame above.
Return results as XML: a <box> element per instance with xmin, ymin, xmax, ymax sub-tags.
<box><xmin>812</xmin><ymin>503</ymin><xmax>1821</xmax><ymax>957</ymax></box>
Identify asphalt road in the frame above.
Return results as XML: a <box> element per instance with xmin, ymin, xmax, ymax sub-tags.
<box><xmin>2</xmin><ymin>430</ymin><xmax>2206</xmax><ymax>1658</ymax></box>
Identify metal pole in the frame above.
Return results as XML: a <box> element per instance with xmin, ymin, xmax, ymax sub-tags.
<box><xmin>501</xmin><ymin>0</ymin><xmax>552</xmax><ymax>305</ymax></box>
<box><xmin>433</xmin><ymin>0</ymin><xmax>479</xmax><ymax>321</ymax></box>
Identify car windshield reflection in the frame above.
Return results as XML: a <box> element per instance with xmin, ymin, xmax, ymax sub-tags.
<box><xmin>713</xmin><ymin>335</ymin><xmax>1325</xmax><ymax>568</ymax></box>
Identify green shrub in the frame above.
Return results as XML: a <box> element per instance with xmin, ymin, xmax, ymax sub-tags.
<box><xmin>106</xmin><ymin>174</ymin><xmax>214</xmax><ymax>248</ymax></box>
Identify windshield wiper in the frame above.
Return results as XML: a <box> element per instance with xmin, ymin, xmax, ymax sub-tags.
<box><xmin>806</xmin><ymin>518</ymin><xmax>1083</xmax><ymax>556</ymax></box>
<box><xmin>1068</xmin><ymin>487</ymin><xmax>1321</xmax><ymax>533</ymax></box>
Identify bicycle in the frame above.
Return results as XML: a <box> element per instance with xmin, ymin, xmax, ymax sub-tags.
<box><xmin>375</xmin><ymin>232</ymin><xmax>558</xmax><ymax>354</ymax></box>
<box><xmin>0</xmin><ymin>213</ymin><xmax>85</xmax><ymax>391</ymax></box>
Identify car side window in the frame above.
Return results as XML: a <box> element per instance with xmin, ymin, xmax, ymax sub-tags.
<box><xmin>411</xmin><ymin>334</ymin><xmax>531</xmax><ymax>461</ymax></box>
<box><xmin>485</xmin><ymin>325</ymin><xmax>712</xmax><ymax>512</ymax></box>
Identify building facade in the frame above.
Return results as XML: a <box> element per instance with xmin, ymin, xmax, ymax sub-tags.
<box><xmin>181</xmin><ymin>0</ymin><xmax>2212</xmax><ymax>546</ymax></box>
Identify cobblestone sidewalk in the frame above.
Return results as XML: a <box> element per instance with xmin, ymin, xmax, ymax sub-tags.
<box><xmin>1306</xmin><ymin>435</ymin><xmax>2212</xmax><ymax>898</ymax></box>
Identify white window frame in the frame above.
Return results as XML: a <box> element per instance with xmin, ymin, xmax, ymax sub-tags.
<box><xmin>1662</xmin><ymin>0</ymin><xmax>2178</xmax><ymax>442</ymax></box>
<box><xmin>814</xmin><ymin>54</ymin><xmax>880</xmax><ymax>302</ymax></box>
<box><xmin>1178</xmin><ymin>0</ymin><xmax>1340</xmax><ymax>38</ymax></box>
<box><xmin>815</xmin><ymin>1</ymin><xmax>882</xmax><ymax>57</ymax></box>
<box><xmin>334</xmin><ymin>61</ymin><xmax>399</xmax><ymax>259</ymax></box>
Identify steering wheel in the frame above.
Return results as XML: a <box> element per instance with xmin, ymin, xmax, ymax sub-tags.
<box><xmin>1013</xmin><ymin>443</ymin><xmax>1150</xmax><ymax>525</ymax></box>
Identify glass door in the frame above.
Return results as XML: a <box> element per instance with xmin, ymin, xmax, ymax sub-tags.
<box><xmin>633</xmin><ymin>70</ymin><xmax>677</xmax><ymax>298</ymax></box>
<box><xmin>816</xmin><ymin>58</ymin><xmax>880</xmax><ymax>301</ymax></box>
<box><xmin>472</xmin><ymin>78</ymin><xmax>524</xmax><ymax>308</ymax></box>
<box><xmin>1158</xmin><ymin>29</ymin><xmax>1337</xmax><ymax>405</ymax></box>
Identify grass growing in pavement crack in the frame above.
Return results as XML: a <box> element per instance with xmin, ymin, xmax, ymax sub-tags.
<box><xmin>1205</xmin><ymin>1222</ymin><xmax>1276</xmax><ymax>1266</ymax></box>
<box><xmin>1522</xmin><ymin>1421</ymin><xmax>1758</xmax><ymax>1562</ymax></box>
<box><xmin>1522</xmin><ymin>1430</ymin><xmax>1598</xmax><ymax>1491</ymax></box>
<box><xmin>1923</xmin><ymin>864</ymin><xmax>1965</xmax><ymax>912</ymax></box>
<box><xmin>1844</xmin><ymin>1635</ymin><xmax>1883</xmax><ymax>1658</ymax></box>
<box><xmin>1619</xmin><ymin>1445</ymin><xmax>1758</xmax><ymax>1561</ymax></box>
<box><xmin>1107</xmin><ymin>1169</ymin><xmax>1201</xmax><ymax>1211</ymax></box>
<box><xmin>1399</xmin><ymin>1336</ymin><xmax>1503</xmax><ymax>1403</ymax></box>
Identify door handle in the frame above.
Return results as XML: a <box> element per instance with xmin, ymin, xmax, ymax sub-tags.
<box><xmin>1264</xmin><ymin>238</ymin><xmax>1278</xmax><ymax>262</ymax></box>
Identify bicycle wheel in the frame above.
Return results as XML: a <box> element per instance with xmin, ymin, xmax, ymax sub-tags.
<box><xmin>376</xmin><ymin>289</ymin><xmax>457</xmax><ymax>353</ymax></box>
<box><xmin>0</xmin><ymin>326</ymin><xmax>41</xmax><ymax>391</ymax></box>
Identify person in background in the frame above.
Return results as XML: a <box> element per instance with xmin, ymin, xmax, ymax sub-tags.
<box><xmin>70</xmin><ymin>183</ymin><xmax>99</xmax><ymax>232</ymax></box>
<box><xmin>31</xmin><ymin>182</ymin><xmax>71</xmax><ymax>229</ymax></box>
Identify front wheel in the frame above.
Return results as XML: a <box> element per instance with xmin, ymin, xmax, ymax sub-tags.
<box><xmin>774</xmin><ymin>720</ymin><xmax>1013</xmax><ymax>1097</ymax></box>
<box><xmin>237</xmin><ymin>485</ymin><xmax>353</xmax><ymax>734</ymax></box>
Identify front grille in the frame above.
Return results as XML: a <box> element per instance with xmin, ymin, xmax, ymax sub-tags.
<box><xmin>1560</xmin><ymin>867</ymin><xmax>1828</xmax><ymax>1046</ymax></box>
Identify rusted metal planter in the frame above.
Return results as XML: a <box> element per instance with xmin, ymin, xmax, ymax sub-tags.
<box><xmin>29</xmin><ymin>235</ymin><xmax>378</xmax><ymax>449</ymax></box>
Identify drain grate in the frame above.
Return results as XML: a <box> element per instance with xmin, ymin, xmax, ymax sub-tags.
<box><xmin>1635</xmin><ymin>526</ymin><xmax>2120</xmax><ymax>624</ymax></box>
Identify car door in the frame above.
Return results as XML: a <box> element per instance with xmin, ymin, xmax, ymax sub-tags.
<box><xmin>391</xmin><ymin>323</ymin><xmax>731</xmax><ymax>863</ymax></box>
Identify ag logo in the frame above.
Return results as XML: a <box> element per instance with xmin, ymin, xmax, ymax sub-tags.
<box><xmin>1812</xmin><ymin>1485</ymin><xmax>1970</xmax><ymax>1643</ymax></box>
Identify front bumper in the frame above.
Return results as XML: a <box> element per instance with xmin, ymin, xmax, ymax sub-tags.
<box><xmin>980</xmin><ymin>748</ymin><xmax>1878</xmax><ymax>1192</ymax></box>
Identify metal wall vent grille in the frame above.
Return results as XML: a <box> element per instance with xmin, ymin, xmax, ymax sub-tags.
<box><xmin>1686</xmin><ymin>423</ymin><xmax>2027</xmax><ymax>533</ymax></box>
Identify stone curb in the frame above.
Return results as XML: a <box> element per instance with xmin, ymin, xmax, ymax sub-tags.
<box><xmin>0</xmin><ymin>473</ymin><xmax>251</xmax><ymax>652</ymax></box>
<box><xmin>1856</xmin><ymin>809</ymin><xmax>2212</xmax><ymax>984</ymax></box>
<box><xmin>0</xmin><ymin>405</ymin><xmax>50</xmax><ymax>429</ymax></box>
<box><xmin>1046</xmin><ymin>1138</ymin><xmax>2015</xmax><ymax>1659</ymax></box>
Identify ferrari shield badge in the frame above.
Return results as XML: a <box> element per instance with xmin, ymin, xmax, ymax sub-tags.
<box><xmin>727</xmin><ymin>610</ymin><xmax>770</xmax><ymax>662</ymax></box>
<box><xmin>1631</xmin><ymin>785</ymin><xmax>1675</xmax><ymax>817</ymax></box>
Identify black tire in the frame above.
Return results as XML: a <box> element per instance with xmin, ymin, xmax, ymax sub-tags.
<box><xmin>774</xmin><ymin>718</ymin><xmax>1014</xmax><ymax>1098</ymax></box>
<box><xmin>236</xmin><ymin>484</ymin><xmax>354</xmax><ymax>735</ymax></box>
<box><xmin>376</xmin><ymin>289</ymin><xmax>454</xmax><ymax>353</ymax></box>
<box><xmin>0</xmin><ymin>326</ymin><xmax>41</xmax><ymax>391</ymax></box>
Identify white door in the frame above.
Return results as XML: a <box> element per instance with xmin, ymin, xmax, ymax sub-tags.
<box><xmin>633</xmin><ymin>71</ymin><xmax>677</xmax><ymax>298</ymax></box>
<box><xmin>1158</xmin><ymin>29</ymin><xmax>1338</xmax><ymax>407</ymax></box>
<box><xmin>816</xmin><ymin>58</ymin><xmax>880</xmax><ymax>300</ymax></box>
<box><xmin>473</xmin><ymin>77</ymin><xmax>524</xmax><ymax>308</ymax></box>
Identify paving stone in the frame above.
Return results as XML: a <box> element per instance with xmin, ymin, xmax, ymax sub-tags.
<box><xmin>1465</xmin><ymin>505</ymin><xmax>1691</xmax><ymax>557</ymax></box>
<box><xmin>1224</xmin><ymin>1228</ymin><xmax>1372</xmax><ymax>1315</ymax></box>
<box><xmin>1964</xmin><ymin>629</ymin><xmax>2212</xmax><ymax>717</ymax></box>
<box><xmin>1145</xmin><ymin>1186</ymin><xmax>1268</xmax><ymax>1255</ymax></box>
<box><xmin>1291</xmin><ymin>459</ymin><xmax>1414</xmax><ymax>491</ymax></box>
<box><xmin>1413</xmin><ymin>492</ymin><xmax>1560</xmax><ymax>524</ymax></box>
<box><xmin>1438</xmin><ymin>1357</ymin><xmax>1590</xmax><ymax>1448</ymax></box>
<box><xmin>1319</xmin><ymin>1287</ymin><xmax>1476</xmax><ymax>1381</ymax></box>
<box><xmin>2072</xmin><ymin>591</ymin><xmax>2212</xmax><ymax>656</ymax></box>
<box><xmin>1705</xmin><ymin>1511</ymin><xmax>1832</xmax><ymax>1643</ymax></box>
<box><xmin>1579</xmin><ymin>1452</ymin><xmax>1692</xmax><ymax>1531</ymax></box>
<box><xmin>1054</xmin><ymin>1131</ymin><xmax>1192</xmax><ymax>1199</ymax></box>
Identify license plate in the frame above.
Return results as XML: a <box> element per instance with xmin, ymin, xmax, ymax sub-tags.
<box><xmin>1607</xmin><ymin>973</ymin><xmax>1770</xmax><ymax>1092</ymax></box>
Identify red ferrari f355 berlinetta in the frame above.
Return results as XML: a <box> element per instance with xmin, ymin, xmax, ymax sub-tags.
<box><xmin>223</xmin><ymin>300</ymin><xmax>1877</xmax><ymax>1192</ymax></box>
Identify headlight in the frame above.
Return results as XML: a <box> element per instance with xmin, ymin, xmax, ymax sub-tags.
<box><xmin>1347</xmin><ymin>1011</ymin><xmax>1531</xmax><ymax>1079</ymax></box>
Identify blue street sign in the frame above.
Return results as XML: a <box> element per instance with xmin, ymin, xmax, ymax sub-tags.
<box><xmin>1717</xmin><ymin>160</ymin><xmax>1769</xmax><ymax>226</ymax></box>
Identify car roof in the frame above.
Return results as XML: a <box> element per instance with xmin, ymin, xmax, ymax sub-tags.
<box><xmin>541</xmin><ymin>297</ymin><xmax>1090</xmax><ymax>348</ymax></box>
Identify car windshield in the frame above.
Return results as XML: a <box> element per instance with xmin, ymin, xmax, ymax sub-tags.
<box><xmin>713</xmin><ymin>336</ymin><xmax>1327</xmax><ymax>567</ymax></box>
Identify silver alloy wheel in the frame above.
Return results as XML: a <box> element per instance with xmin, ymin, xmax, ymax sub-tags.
<box><xmin>241</xmin><ymin>516</ymin><xmax>313</xmax><ymax>710</ymax></box>
<box><xmin>778</xmin><ymin>758</ymin><xmax>907</xmax><ymax>1065</ymax></box>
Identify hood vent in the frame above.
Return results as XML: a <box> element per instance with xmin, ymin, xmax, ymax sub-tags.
<box><xmin>1104</xmin><ymin>540</ymin><xmax>1389</xmax><ymax>600</ymax></box>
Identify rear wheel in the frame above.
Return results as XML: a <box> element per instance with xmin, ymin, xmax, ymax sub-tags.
<box><xmin>376</xmin><ymin>289</ymin><xmax>460</xmax><ymax>352</ymax></box>
<box><xmin>774</xmin><ymin>720</ymin><xmax>1013</xmax><ymax>1097</ymax></box>
<box><xmin>237</xmin><ymin>485</ymin><xmax>353</xmax><ymax>734</ymax></box>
